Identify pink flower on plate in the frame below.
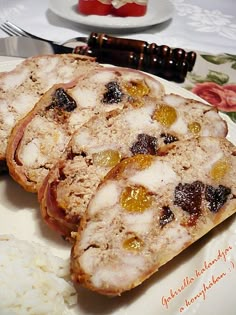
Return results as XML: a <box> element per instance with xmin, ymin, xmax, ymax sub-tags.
<box><xmin>192</xmin><ymin>82</ymin><xmax>236</xmax><ymax>112</ymax></box>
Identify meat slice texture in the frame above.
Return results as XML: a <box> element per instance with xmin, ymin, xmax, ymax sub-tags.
<box><xmin>0</xmin><ymin>54</ymin><xmax>99</xmax><ymax>172</ymax></box>
<box><xmin>71</xmin><ymin>137</ymin><xmax>236</xmax><ymax>295</ymax></box>
<box><xmin>39</xmin><ymin>94</ymin><xmax>227</xmax><ymax>238</ymax></box>
<box><xmin>6</xmin><ymin>67</ymin><xmax>165</xmax><ymax>192</ymax></box>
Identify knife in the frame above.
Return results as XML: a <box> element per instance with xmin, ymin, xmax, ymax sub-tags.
<box><xmin>0</xmin><ymin>37</ymin><xmax>195</xmax><ymax>82</ymax></box>
<box><xmin>81</xmin><ymin>32</ymin><xmax>196</xmax><ymax>71</ymax></box>
<box><xmin>76</xmin><ymin>46</ymin><xmax>190</xmax><ymax>83</ymax></box>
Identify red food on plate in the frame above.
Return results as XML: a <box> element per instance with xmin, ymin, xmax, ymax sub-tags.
<box><xmin>112</xmin><ymin>1</ymin><xmax>147</xmax><ymax>17</ymax></box>
<box><xmin>78</xmin><ymin>0</ymin><xmax>112</xmax><ymax>15</ymax></box>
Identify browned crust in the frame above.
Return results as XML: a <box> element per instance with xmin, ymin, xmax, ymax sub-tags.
<box><xmin>38</xmin><ymin>159</ymin><xmax>81</xmax><ymax>239</ymax></box>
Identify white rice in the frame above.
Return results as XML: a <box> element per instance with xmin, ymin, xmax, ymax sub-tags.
<box><xmin>0</xmin><ymin>235</ymin><xmax>77</xmax><ymax>315</ymax></box>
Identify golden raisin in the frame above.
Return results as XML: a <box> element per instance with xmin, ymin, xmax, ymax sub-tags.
<box><xmin>106</xmin><ymin>155</ymin><xmax>153</xmax><ymax>181</ymax></box>
<box><xmin>153</xmin><ymin>105</ymin><xmax>177</xmax><ymax>127</ymax></box>
<box><xmin>188</xmin><ymin>122</ymin><xmax>201</xmax><ymax>134</ymax></box>
<box><xmin>210</xmin><ymin>159</ymin><xmax>230</xmax><ymax>181</ymax></box>
<box><xmin>125</xmin><ymin>80</ymin><xmax>150</xmax><ymax>98</ymax></box>
<box><xmin>92</xmin><ymin>150</ymin><xmax>121</xmax><ymax>167</ymax></box>
<box><xmin>131</xmin><ymin>99</ymin><xmax>144</xmax><ymax>108</ymax></box>
<box><xmin>133</xmin><ymin>154</ymin><xmax>154</xmax><ymax>169</ymax></box>
<box><xmin>120</xmin><ymin>185</ymin><xmax>152</xmax><ymax>212</ymax></box>
<box><xmin>123</xmin><ymin>236</ymin><xmax>144</xmax><ymax>251</ymax></box>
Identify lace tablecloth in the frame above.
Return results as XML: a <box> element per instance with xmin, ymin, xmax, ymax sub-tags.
<box><xmin>0</xmin><ymin>0</ymin><xmax>235</xmax><ymax>53</ymax></box>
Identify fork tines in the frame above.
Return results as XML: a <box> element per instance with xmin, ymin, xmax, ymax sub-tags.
<box><xmin>0</xmin><ymin>21</ymin><xmax>29</xmax><ymax>37</ymax></box>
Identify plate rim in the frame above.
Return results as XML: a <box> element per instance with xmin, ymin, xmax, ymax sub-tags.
<box><xmin>48</xmin><ymin>0</ymin><xmax>175</xmax><ymax>30</ymax></box>
<box><xmin>0</xmin><ymin>58</ymin><xmax>236</xmax><ymax>315</ymax></box>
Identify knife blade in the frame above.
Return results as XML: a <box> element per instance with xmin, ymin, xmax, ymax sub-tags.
<box><xmin>0</xmin><ymin>33</ymin><xmax>197</xmax><ymax>69</ymax></box>
<box><xmin>0</xmin><ymin>37</ymin><xmax>73</xmax><ymax>57</ymax></box>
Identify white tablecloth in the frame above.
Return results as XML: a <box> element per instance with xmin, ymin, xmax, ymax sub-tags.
<box><xmin>0</xmin><ymin>0</ymin><xmax>236</xmax><ymax>54</ymax></box>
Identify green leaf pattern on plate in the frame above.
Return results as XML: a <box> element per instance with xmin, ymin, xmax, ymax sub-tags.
<box><xmin>206</xmin><ymin>70</ymin><xmax>229</xmax><ymax>85</ymax></box>
<box><xmin>201</xmin><ymin>54</ymin><xmax>236</xmax><ymax>70</ymax></box>
<box><xmin>223</xmin><ymin>112</ymin><xmax>236</xmax><ymax>123</ymax></box>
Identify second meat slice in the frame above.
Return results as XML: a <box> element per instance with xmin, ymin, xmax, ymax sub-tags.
<box><xmin>6</xmin><ymin>66</ymin><xmax>164</xmax><ymax>193</ymax></box>
<box><xmin>38</xmin><ymin>92</ymin><xmax>227</xmax><ymax>239</ymax></box>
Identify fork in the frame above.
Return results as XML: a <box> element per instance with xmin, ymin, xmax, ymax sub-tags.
<box><xmin>0</xmin><ymin>21</ymin><xmax>86</xmax><ymax>45</ymax></box>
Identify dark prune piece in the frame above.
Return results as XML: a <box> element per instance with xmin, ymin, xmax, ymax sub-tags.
<box><xmin>160</xmin><ymin>133</ymin><xmax>179</xmax><ymax>144</ymax></box>
<box><xmin>205</xmin><ymin>185</ymin><xmax>231</xmax><ymax>213</ymax></box>
<box><xmin>66</xmin><ymin>149</ymin><xmax>76</xmax><ymax>161</ymax></box>
<box><xmin>174</xmin><ymin>181</ymin><xmax>204</xmax><ymax>215</ymax></box>
<box><xmin>47</xmin><ymin>88</ymin><xmax>77</xmax><ymax>112</ymax></box>
<box><xmin>160</xmin><ymin>206</ymin><xmax>175</xmax><ymax>227</ymax></box>
<box><xmin>102</xmin><ymin>81</ymin><xmax>123</xmax><ymax>104</ymax></box>
<box><xmin>66</xmin><ymin>149</ymin><xmax>87</xmax><ymax>161</ymax></box>
<box><xmin>58</xmin><ymin>167</ymin><xmax>66</xmax><ymax>181</ymax></box>
<box><xmin>130</xmin><ymin>134</ymin><xmax>158</xmax><ymax>155</ymax></box>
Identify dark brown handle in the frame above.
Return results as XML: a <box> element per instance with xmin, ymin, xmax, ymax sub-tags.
<box><xmin>87</xmin><ymin>32</ymin><xmax>196</xmax><ymax>72</ymax></box>
<box><xmin>88</xmin><ymin>32</ymin><xmax>153</xmax><ymax>54</ymax></box>
<box><xmin>75</xmin><ymin>46</ymin><xmax>188</xmax><ymax>83</ymax></box>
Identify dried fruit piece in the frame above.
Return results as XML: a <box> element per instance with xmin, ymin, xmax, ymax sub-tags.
<box><xmin>130</xmin><ymin>134</ymin><xmax>158</xmax><ymax>155</ymax></box>
<box><xmin>174</xmin><ymin>181</ymin><xmax>204</xmax><ymax>215</ymax></box>
<box><xmin>92</xmin><ymin>150</ymin><xmax>121</xmax><ymax>167</ymax></box>
<box><xmin>130</xmin><ymin>99</ymin><xmax>145</xmax><ymax>108</ymax></box>
<box><xmin>120</xmin><ymin>185</ymin><xmax>152</xmax><ymax>212</ymax></box>
<box><xmin>124</xmin><ymin>80</ymin><xmax>150</xmax><ymax>98</ymax></box>
<box><xmin>210</xmin><ymin>159</ymin><xmax>230</xmax><ymax>181</ymax></box>
<box><xmin>46</xmin><ymin>88</ymin><xmax>77</xmax><ymax>112</ymax></box>
<box><xmin>188</xmin><ymin>122</ymin><xmax>201</xmax><ymax>134</ymax></box>
<box><xmin>102</xmin><ymin>81</ymin><xmax>123</xmax><ymax>104</ymax></box>
<box><xmin>152</xmin><ymin>105</ymin><xmax>177</xmax><ymax>127</ymax></box>
<box><xmin>205</xmin><ymin>185</ymin><xmax>231</xmax><ymax>213</ymax></box>
<box><xmin>160</xmin><ymin>206</ymin><xmax>175</xmax><ymax>227</ymax></box>
<box><xmin>133</xmin><ymin>154</ymin><xmax>154</xmax><ymax>169</ymax></box>
<box><xmin>160</xmin><ymin>133</ymin><xmax>179</xmax><ymax>144</ymax></box>
<box><xmin>123</xmin><ymin>236</ymin><xmax>144</xmax><ymax>251</ymax></box>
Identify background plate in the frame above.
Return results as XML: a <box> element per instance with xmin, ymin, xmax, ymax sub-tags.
<box><xmin>0</xmin><ymin>59</ymin><xmax>236</xmax><ymax>315</ymax></box>
<box><xmin>49</xmin><ymin>0</ymin><xmax>175</xmax><ymax>30</ymax></box>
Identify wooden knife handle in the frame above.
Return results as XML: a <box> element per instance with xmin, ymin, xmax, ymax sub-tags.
<box><xmin>75</xmin><ymin>46</ymin><xmax>189</xmax><ymax>83</ymax></box>
<box><xmin>87</xmin><ymin>32</ymin><xmax>196</xmax><ymax>72</ymax></box>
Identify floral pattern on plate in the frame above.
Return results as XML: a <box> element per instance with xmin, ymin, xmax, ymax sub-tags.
<box><xmin>181</xmin><ymin>52</ymin><xmax>236</xmax><ymax>123</ymax></box>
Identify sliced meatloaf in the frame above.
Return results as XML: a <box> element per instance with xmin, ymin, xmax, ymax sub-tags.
<box><xmin>39</xmin><ymin>94</ymin><xmax>227</xmax><ymax>238</ymax></box>
<box><xmin>7</xmin><ymin>67</ymin><xmax>164</xmax><ymax>192</ymax></box>
<box><xmin>71</xmin><ymin>136</ymin><xmax>236</xmax><ymax>295</ymax></box>
<box><xmin>0</xmin><ymin>53</ymin><xmax>99</xmax><ymax>172</ymax></box>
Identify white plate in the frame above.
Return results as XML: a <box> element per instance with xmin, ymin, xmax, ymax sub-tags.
<box><xmin>0</xmin><ymin>59</ymin><xmax>236</xmax><ymax>315</ymax></box>
<box><xmin>49</xmin><ymin>0</ymin><xmax>175</xmax><ymax>30</ymax></box>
